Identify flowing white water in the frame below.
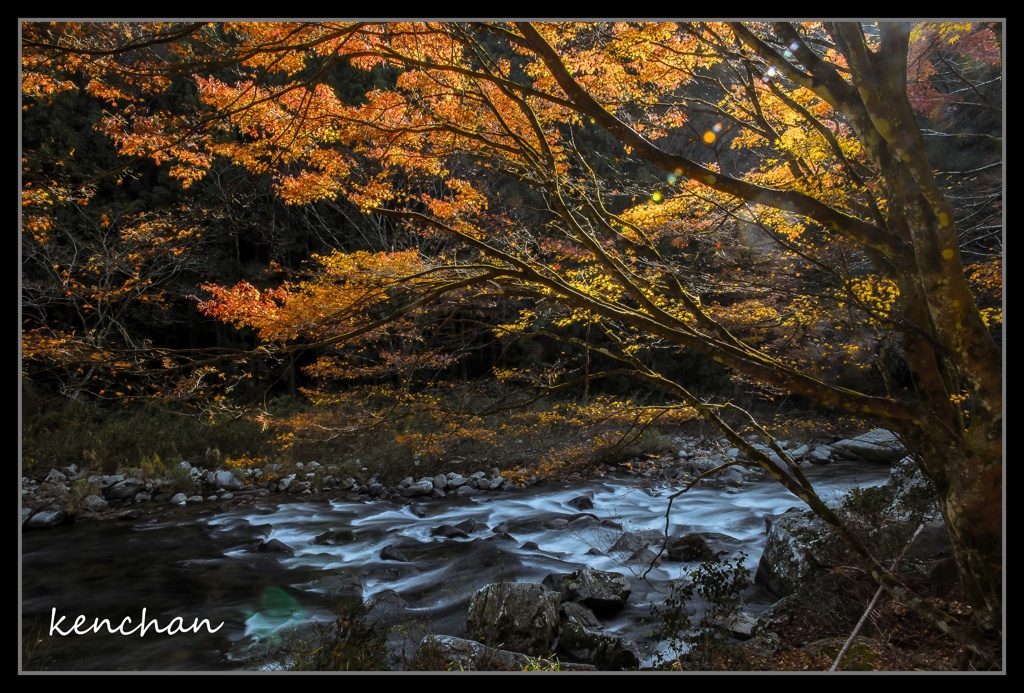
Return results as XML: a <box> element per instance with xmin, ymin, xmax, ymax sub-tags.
<box><xmin>22</xmin><ymin>459</ymin><xmax>891</xmax><ymax>671</ymax></box>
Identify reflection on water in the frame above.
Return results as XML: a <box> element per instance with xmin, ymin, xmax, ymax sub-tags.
<box><xmin>21</xmin><ymin>461</ymin><xmax>889</xmax><ymax>671</ymax></box>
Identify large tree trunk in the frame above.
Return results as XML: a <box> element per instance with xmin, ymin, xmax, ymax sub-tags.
<box><xmin>911</xmin><ymin>427</ymin><xmax>1003</xmax><ymax>636</ymax></box>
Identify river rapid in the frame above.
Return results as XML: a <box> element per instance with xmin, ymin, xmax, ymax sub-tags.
<box><xmin>21</xmin><ymin>459</ymin><xmax>891</xmax><ymax>672</ymax></box>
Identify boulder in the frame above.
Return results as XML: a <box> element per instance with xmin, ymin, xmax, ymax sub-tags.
<box><xmin>105</xmin><ymin>478</ymin><xmax>145</xmax><ymax>501</ymax></box>
<box><xmin>400</xmin><ymin>479</ymin><xmax>434</xmax><ymax>497</ymax></box>
<box><xmin>24</xmin><ymin>509</ymin><xmax>67</xmax><ymax>529</ymax></box>
<box><xmin>287</xmin><ymin>481</ymin><xmax>311</xmax><ymax>494</ymax></box>
<box><xmin>412</xmin><ymin>634</ymin><xmax>530</xmax><ymax>671</ymax></box>
<box><xmin>87</xmin><ymin>474</ymin><xmax>125</xmax><ymax>492</ymax></box>
<box><xmin>212</xmin><ymin>470</ymin><xmax>245</xmax><ymax>491</ymax></box>
<box><xmin>465</xmin><ymin>582</ymin><xmax>561</xmax><ymax>656</ymax></box>
<box><xmin>560</xmin><ymin>568</ymin><xmax>631</xmax><ymax>614</ymax></box>
<box><xmin>556</xmin><ymin>621</ymin><xmax>640</xmax><ymax>670</ymax></box>
<box><xmin>754</xmin><ymin>509</ymin><xmax>831</xmax><ymax>597</ymax></box>
<box><xmin>830</xmin><ymin>429</ymin><xmax>907</xmax><ymax>464</ymax></box>
<box><xmin>609</xmin><ymin>529</ymin><xmax>660</xmax><ymax>555</ymax></box>
<box><xmin>568</xmin><ymin>494</ymin><xmax>594</xmax><ymax>511</ymax></box>
<box><xmin>808</xmin><ymin>447</ymin><xmax>833</xmax><ymax>464</ymax></box>
<box><xmin>560</xmin><ymin>601</ymin><xmax>602</xmax><ymax>629</ymax></box>
<box><xmin>80</xmin><ymin>494</ymin><xmax>110</xmax><ymax>513</ymax></box>
<box><xmin>666</xmin><ymin>533</ymin><xmax>718</xmax><ymax>563</ymax></box>
<box><xmin>454</xmin><ymin>518</ymin><xmax>478</xmax><ymax>533</ymax></box>
<box><xmin>430</xmin><ymin>524</ymin><xmax>470</xmax><ymax>539</ymax></box>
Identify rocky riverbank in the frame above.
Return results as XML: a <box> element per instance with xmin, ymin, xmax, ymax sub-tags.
<box><xmin>21</xmin><ymin>428</ymin><xmax>909</xmax><ymax>530</ymax></box>
<box><xmin>24</xmin><ymin>428</ymin><xmax>965</xmax><ymax>671</ymax></box>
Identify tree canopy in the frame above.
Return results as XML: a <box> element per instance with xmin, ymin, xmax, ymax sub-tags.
<box><xmin>21</xmin><ymin>21</ymin><xmax>1002</xmax><ymax>665</ymax></box>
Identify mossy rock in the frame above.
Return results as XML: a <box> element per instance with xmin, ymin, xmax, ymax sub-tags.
<box><xmin>804</xmin><ymin>636</ymin><xmax>884</xmax><ymax>671</ymax></box>
<box><xmin>465</xmin><ymin>582</ymin><xmax>561</xmax><ymax>657</ymax></box>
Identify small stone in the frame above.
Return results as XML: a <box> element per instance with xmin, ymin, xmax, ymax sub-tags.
<box><xmin>258</xmin><ymin>538</ymin><xmax>294</xmax><ymax>555</ymax></box>
<box><xmin>380</xmin><ymin>545</ymin><xmax>409</xmax><ymax>562</ymax></box>
<box><xmin>81</xmin><ymin>495</ymin><xmax>109</xmax><ymax>512</ymax></box>
<box><xmin>45</xmin><ymin>468</ymin><xmax>68</xmax><ymax>484</ymax></box>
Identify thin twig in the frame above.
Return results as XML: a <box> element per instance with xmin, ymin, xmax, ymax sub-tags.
<box><xmin>829</xmin><ymin>521</ymin><xmax>926</xmax><ymax>671</ymax></box>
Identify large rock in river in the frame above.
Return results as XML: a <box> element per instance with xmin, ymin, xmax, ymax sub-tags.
<box><xmin>556</xmin><ymin>621</ymin><xmax>640</xmax><ymax>670</ymax></box>
<box><xmin>561</xmin><ymin>568</ymin><xmax>632</xmax><ymax>614</ymax></box>
<box><xmin>465</xmin><ymin>582</ymin><xmax>561</xmax><ymax>657</ymax></box>
<box><xmin>754</xmin><ymin>509</ymin><xmax>831</xmax><ymax>597</ymax></box>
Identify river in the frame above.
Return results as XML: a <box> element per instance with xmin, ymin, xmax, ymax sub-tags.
<box><xmin>21</xmin><ymin>459</ymin><xmax>891</xmax><ymax>671</ymax></box>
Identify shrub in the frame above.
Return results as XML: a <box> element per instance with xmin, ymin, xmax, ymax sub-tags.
<box><xmin>22</xmin><ymin>398</ymin><xmax>273</xmax><ymax>474</ymax></box>
<box><xmin>651</xmin><ymin>554</ymin><xmax>751</xmax><ymax>670</ymax></box>
<box><xmin>277</xmin><ymin>597</ymin><xmax>392</xmax><ymax>671</ymax></box>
